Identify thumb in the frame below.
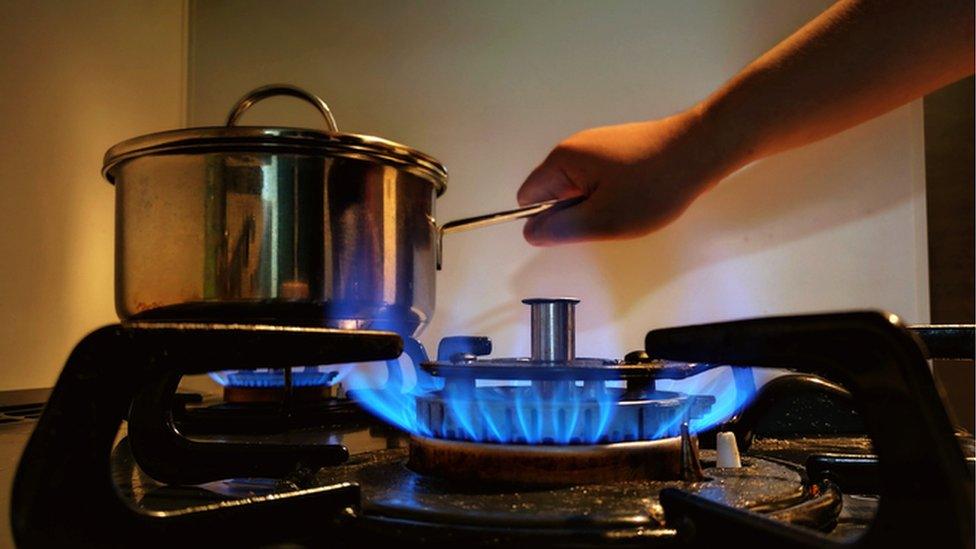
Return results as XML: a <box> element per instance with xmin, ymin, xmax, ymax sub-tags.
<box><xmin>517</xmin><ymin>162</ymin><xmax>584</xmax><ymax>206</ymax></box>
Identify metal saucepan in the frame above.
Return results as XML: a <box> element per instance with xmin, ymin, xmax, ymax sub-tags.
<box><xmin>103</xmin><ymin>84</ymin><xmax>579</xmax><ymax>335</ymax></box>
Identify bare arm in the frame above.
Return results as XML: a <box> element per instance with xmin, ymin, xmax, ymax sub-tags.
<box><xmin>519</xmin><ymin>0</ymin><xmax>975</xmax><ymax>245</ymax></box>
<box><xmin>705</xmin><ymin>0</ymin><xmax>975</xmax><ymax>163</ymax></box>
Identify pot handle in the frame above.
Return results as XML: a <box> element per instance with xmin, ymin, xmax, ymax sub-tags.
<box><xmin>436</xmin><ymin>196</ymin><xmax>585</xmax><ymax>269</ymax></box>
<box><xmin>225</xmin><ymin>83</ymin><xmax>339</xmax><ymax>132</ymax></box>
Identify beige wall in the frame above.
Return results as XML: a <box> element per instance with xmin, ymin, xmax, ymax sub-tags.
<box><xmin>0</xmin><ymin>1</ymin><xmax>187</xmax><ymax>390</ymax></box>
<box><xmin>187</xmin><ymin>0</ymin><xmax>929</xmax><ymax>361</ymax></box>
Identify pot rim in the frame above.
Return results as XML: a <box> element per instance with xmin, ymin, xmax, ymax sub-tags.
<box><xmin>102</xmin><ymin>125</ymin><xmax>448</xmax><ymax>196</ymax></box>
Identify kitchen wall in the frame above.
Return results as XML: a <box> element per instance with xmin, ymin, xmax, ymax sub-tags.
<box><xmin>185</xmin><ymin>0</ymin><xmax>930</xmax><ymax>360</ymax></box>
<box><xmin>187</xmin><ymin>0</ymin><xmax>929</xmax><ymax>361</ymax></box>
<box><xmin>0</xmin><ymin>1</ymin><xmax>187</xmax><ymax>389</ymax></box>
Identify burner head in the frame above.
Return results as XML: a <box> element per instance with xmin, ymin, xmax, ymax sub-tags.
<box><xmin>347</xmin><ymin>297</ymin><xmax>742</xmax><ymax>461</ymax></box>
<box><xmin>415</xmin><ymin>298</ymin><xmax>716</xmax><ymax>446</ymax></box>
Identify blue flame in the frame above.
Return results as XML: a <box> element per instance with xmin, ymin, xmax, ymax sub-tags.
<box><xmin>655</xmin><ymin>367</ymin><xmax>756</xmax><ymax>433</ymax></box>
<box><xmin>209</xmin><ymin>367</ymin><xmax>335</xmax><ymax>388</ymax></box>
<box><xmin>340</xmin><ymin>357</ymin><xmax>756</xmax><ymax>444</ymax></box>
<box><xmin>333</xmin><ymin>361</ymin><xmax>431</xmax><ymax>435</ymax></box>
<box><xmin>207</xmin><ymin>354</ymin><xmax>757</xmax><ymax>444</ymax></box>
<box><xmin>417</xmin><ymin>381</ymin><xmax>619</xmax><ymax>444</ymax></box>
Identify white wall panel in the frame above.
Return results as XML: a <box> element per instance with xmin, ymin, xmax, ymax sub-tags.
<box><xmin>187</xmin><ymin>0</ymin><xmax>928</xmax><ymax>359</ymax></box>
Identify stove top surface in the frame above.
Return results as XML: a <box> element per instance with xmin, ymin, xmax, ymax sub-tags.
<box><xmin>0</xmin><ymin>389</ymin><xmax>884</xmax><ymax>548</ymax></box>
<box><xmin>6</xmin><ymin>313</ymin><xmax>973</xmax><ymax>547</ymax></box>
<box><xmin>96</xmin><ymin>384</ymin><xmax>879</xmax><ymax>546</ymax></box>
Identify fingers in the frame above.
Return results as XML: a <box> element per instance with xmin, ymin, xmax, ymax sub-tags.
<box><xmin>523</xmin><ymin>197</ymin><xmax>602</xmax><ymax>246</ymax></box>
<box><xmin>518</xmin><ymin>149</ymin><xmax>600</xmax><ymax>245</ymax></box>
<box><xmin>517</xmin><ymin>158</ymin><xmax>595</xmax><ymax>245</ymax></box>
<box><xmin>516</xmin><ymin>162</ymin><xmax>584</xmax><ymax>206</ymax></box>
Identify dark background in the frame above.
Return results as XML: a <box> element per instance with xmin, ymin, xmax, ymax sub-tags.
<box><xmin>924</xmin><ymin>75</ymin><xmax>975</xmax><ymax>432</ymax></box>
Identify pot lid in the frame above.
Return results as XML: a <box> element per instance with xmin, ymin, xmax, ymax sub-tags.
<box><xmin>102</xmin><ymin>84</ymin><xmax>448</xmax><ymax>195</ymax></box>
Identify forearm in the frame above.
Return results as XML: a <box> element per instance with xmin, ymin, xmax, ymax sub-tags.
<box><xmin>696</xmin><ymin>0</ymin><xmax>975</xmax><ymax>170</ymax></box>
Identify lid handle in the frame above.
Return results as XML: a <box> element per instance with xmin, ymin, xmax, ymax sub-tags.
<box><xmin>225</xmin><ymin>84</ymin><xmax>338</xmax><ymax>132</ymax></box>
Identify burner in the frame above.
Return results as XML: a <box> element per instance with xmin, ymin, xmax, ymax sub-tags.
<box><xmin>406</xmin><ymin>298</ymin><xmax>722</xmax><ymax>485</ymax></box>
<box><xmin>415</xmin><ymin>298</ymin><xmax>716</xmax><ymax>445</ymax></box>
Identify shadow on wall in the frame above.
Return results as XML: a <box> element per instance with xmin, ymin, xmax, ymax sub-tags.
<box><xmin>458</xmin><ymin>110</ymin><xmax>916</xmax><ymax>337</ymax></box>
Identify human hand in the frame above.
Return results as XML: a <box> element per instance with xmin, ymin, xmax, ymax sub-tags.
<box><xmin>517</xmin><ymin>110</ymin><xmax>744</xmax><ymax>245</ymax></box>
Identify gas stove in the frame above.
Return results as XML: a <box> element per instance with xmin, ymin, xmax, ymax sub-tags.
<box><xmin>7</xmin><ymin>300</ymin><xmax>975</xmax><ymax>547</ymax></box>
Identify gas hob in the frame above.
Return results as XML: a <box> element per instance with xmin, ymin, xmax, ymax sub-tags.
<box><xmin>7</xmin><ymin>302</ymin><xmax>975</xmax><ymax>547</ymax></box>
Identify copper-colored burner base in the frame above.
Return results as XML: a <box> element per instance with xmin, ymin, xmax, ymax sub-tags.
<box><xmin>223</xmin><ymin>385</ymin><xmax>331</xmax><ymax>404</ymax></box>
<box><xmin>407</xmin><ymin>435</ymin><xmax>688</xmax><ymax>486</ymax></box>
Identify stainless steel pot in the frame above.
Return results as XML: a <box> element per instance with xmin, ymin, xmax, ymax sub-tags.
<box><xmin>103</xmin><ymin>84</ymin><xmax>575</xmax><ymax>335</ymax></box>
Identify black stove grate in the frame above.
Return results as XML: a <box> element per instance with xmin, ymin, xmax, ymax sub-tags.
<box><xmin>0</xmin><ymin>403</ymin><xmax>44</xmax><ymax>424</ymax></box>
